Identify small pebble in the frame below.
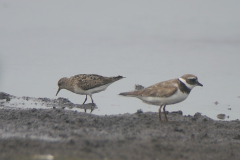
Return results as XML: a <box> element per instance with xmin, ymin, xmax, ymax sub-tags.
<box><xmin>217</xmin><ymin>114</ymin><xmax>226</xmax><ymax>120</ymax></box>
<box><xmin>33</xmin><ymin>154</ymin><xmax>54</xmax><ymax>160</ymax></box>
<box><xmin>136</xmin><ymin>109</ymin><xmax>143</xmax><ymax>114</ymax></box>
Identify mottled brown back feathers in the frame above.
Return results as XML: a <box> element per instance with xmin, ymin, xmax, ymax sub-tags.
<box><xmin>71</xmin><ymin>74</ymin><xmax>124</xmax><ymax>90</ymax></box>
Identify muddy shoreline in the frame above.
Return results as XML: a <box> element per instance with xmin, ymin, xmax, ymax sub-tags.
<box><xmin>0</xmin><ymin>93</ymin><xmax>240</xmax><ymax>160</ymax></box>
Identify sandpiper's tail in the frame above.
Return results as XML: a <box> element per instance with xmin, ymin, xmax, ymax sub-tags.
<box><xmin>112</xmin><ymin>75</ymin><xmax>125</xmax><ymax>81</ymax></box>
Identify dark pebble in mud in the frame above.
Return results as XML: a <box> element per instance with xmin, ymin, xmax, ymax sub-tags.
<box><xmin>0</xmin><ymin>92</ymin><xmax>12</xmax><ymax>101</ymax></box>
<box><xmin>217</xmin><ymin>114</ymin><xmax>226</xmax><ymax>120</ymax></box>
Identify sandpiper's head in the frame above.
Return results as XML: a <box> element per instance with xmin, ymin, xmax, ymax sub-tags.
<box><xmin>179</xmin><ymin>74</ymin><xmax>203</xmax><ymax>89</ymax></box>
<box><xmin>56</xmin><ymin>77</ymin><xmax>68</xmax><ymax>96</ymax></box>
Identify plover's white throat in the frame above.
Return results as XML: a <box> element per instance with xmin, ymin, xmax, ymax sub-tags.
<box><xmin>119</xmin><ymin>74</ymin><xmax>203</xmax><ymax>122</ymax></box>
<box><xmin>56</xmin><ymin>74</ymin><xmax>125</xmax><ymax>104</ymax></box>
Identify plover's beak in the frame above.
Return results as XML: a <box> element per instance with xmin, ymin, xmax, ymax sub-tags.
<box><xmin>56</xmin><ymin>88</ymin><xmax>61</xmax><ymax>96</ymax></box>
<box><xmin>197</xmin><ymin>81</ymin><xmax>203</xmax><ymax>87</ymax></box>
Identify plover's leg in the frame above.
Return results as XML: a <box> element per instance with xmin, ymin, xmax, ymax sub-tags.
<box><xmin>83</xmin><ymin>95</ymin><xmax>87</xmax><ymax>104</ymax></box>
<box><xmin>159</xmin><ymin>105</ymin><xmax>163</xmax><ymax>122</ymax></box>
<box><xmin>89</xmin><ymin>95</ymin><xmax>94</xmax><ymax>104</ymax></box>
<box><xmin>163</xmin><ymin>105</ymin><xmax>168</xmax><ymax>122</ymax></box>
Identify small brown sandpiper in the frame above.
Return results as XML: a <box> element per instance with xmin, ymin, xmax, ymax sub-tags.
<box><xmin>56</xmin><ymin>74</ymin><xmax>125</xmax><ymax>104</ymax></box>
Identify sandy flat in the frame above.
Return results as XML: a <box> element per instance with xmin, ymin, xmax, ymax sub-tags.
<box><xmin>0</xmin><ymin>93</ymin><xmax>240</xmax><ymax>160</ymax></box>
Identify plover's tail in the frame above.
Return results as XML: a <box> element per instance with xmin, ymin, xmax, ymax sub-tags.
<box><xmin>119</xmin><ymin>91</ymin><xmax>137</xmax><ymax>97</ymax></box>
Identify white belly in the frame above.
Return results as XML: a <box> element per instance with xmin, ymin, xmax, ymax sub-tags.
<box><xmin>138</xmin><ymin>90</ymin><xmax>189</xmax><ymax>106</ymax></box>
<box><xmin>73</xmin><ymin>83</ymin><xmax>112</xmax><ymax>95</ymax></box>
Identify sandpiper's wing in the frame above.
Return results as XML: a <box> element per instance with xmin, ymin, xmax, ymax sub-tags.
<box><xmin>74</xmin><ymin>74</ymin><xmax>124</xmax><ymax>90</ymax></box>
<box><xmin>120</xmin><ymin>79</ymin><xmax>178</xmax><ymax>98</ymax></box>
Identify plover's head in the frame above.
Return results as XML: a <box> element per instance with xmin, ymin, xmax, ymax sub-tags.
<box><xmin>179</xmin><ymin>74</ymin><xmax>203</xmax><ymax>89</ymax></box>
<box><xmin>56</xmin><ymin>77</ymin><xmax>68</xmax><ymax>96</ymax></box>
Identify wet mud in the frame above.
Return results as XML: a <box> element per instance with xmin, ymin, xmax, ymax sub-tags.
<box><xmin>0</xmin><ymin>92</ymin><xmax>240</xmax><ymax>160</ymax></box>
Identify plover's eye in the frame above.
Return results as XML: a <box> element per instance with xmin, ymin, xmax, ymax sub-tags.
<box><xmin>189</xmin><ymin>79</ymin><xmax>196</xmax><ymax>82</ymax></box>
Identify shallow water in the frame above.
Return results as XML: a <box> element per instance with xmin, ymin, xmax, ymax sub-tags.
<box><xmin>0</xmin><ymin>0</ymin><xmax>240</xmax><ymax>120</ymax></box>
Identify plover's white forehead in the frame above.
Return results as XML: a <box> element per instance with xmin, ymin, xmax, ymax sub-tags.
<box><xmin>180</xmin><ymin>74</ymin><xmax>197</xmax><ymax>80</ymax></box>
<box><xmin>187</xmin><ymin>77</ymin><xmax>197</xmax><ymax>80</ymax></box>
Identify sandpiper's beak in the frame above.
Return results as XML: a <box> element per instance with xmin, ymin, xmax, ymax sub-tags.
<box><xmin>197</xmin><ymin>81</ymin><xmax>203</xmax><ymax>87</ymax></box>
<box><xmin>56</xmin><ymin>88</ymin><xmax>61</xmax><ymax>96</ymax></box>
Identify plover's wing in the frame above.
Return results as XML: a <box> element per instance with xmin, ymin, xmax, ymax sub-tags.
<box><xmin>75</xmin><ymin>74</ymin><xmax>123</xmax><ymax>90</ymax></box>
<box><xmin>139</xmin><ymin>85</ymin><xmax>177</xmax><ymax>97</ymax></box>
<box><xmin>120</xmin><ymin>85</ymin><xmax>178</xmax><ymax>98</ymax></box>
<box><xmin>120</xmin><ymin>79</ymin><xmax>178</xmax><ymax>98</ymax></box>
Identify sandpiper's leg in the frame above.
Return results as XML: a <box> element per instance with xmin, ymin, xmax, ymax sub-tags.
<box><xmin>159</xmin><ymin>105</ymin><xmax>163</xmax><ymax>122</ymax></box>
<box><xmin>89</xmin><ymin>95</ymin><xmax>94</xmax><ymax>104</ymax></box>
<box><xmin>90</xmin><ymin>102</ymin><xmax>96</xmax><ymax>113</ymax></box>
<box><xmin>83</xmin><ymin>95</ymin><xmax>87</xmax><ymax>104</ymax></box>
<box><xmin>90</xmin><ymin>108</ymin><xmax>94</xmax><ymax>113</ymax></box>
<box><xmin>163</xmin><ymin>105</ymin><xmax>168</xmax><ymax>122</ymax></box>
<box><xmin>83</xmin><ymin>95</ymin><xmax>88</xmax><ymax>112</ymax></box>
